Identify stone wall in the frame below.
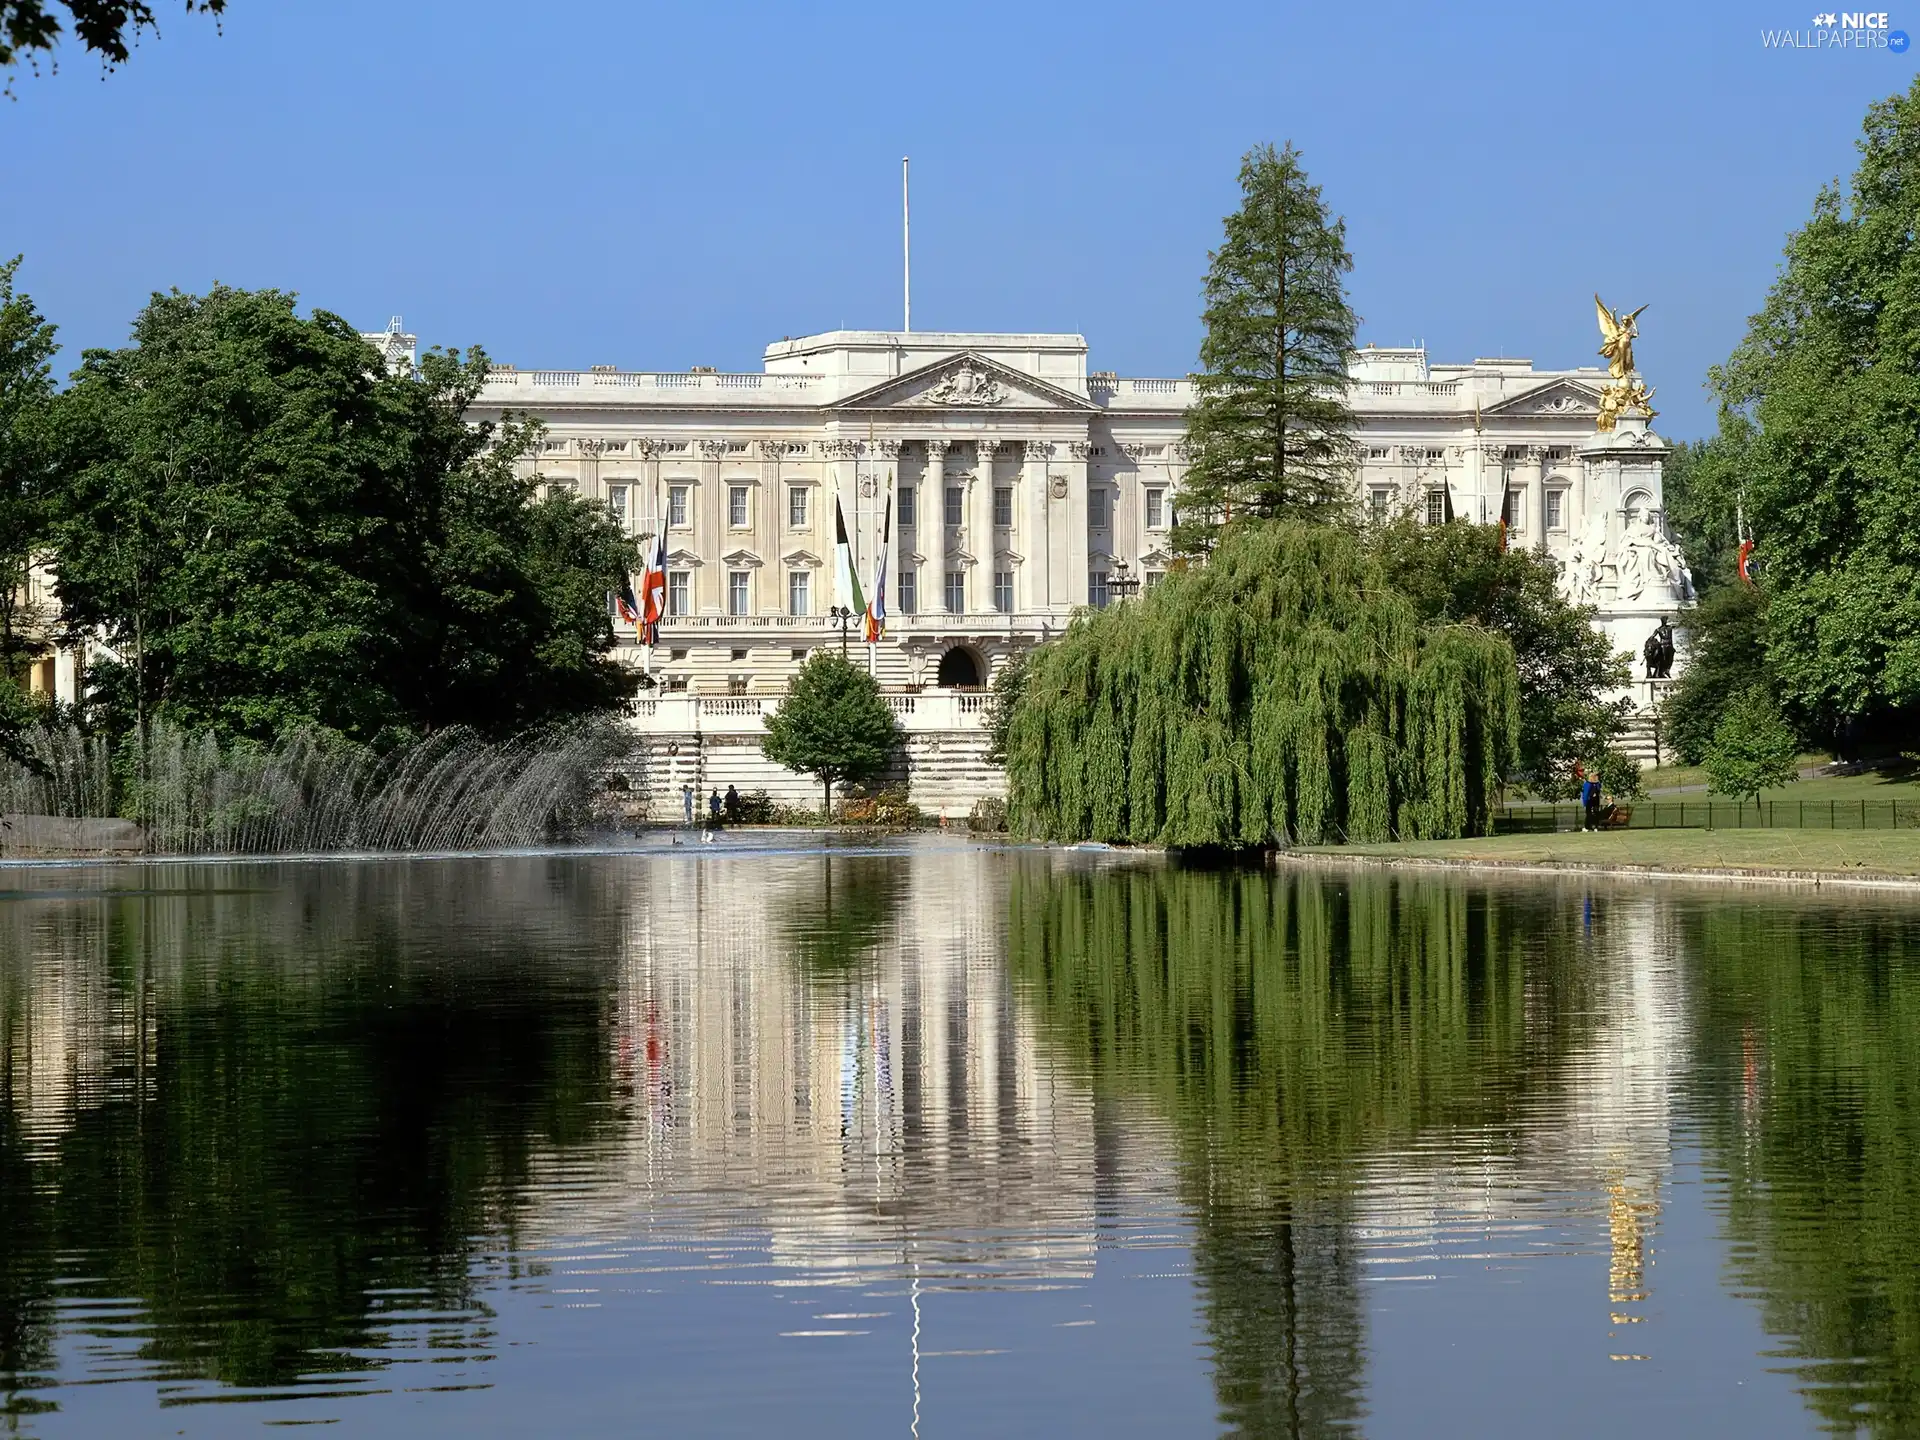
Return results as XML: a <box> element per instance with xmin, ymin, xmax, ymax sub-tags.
<box><xmin>631</xmin><ymin>723</ymin><xmax>1003</xmax><ymax>822</ymax></box>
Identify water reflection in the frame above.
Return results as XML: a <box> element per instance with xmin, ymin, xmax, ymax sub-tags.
<box><xmin>0</xmin><ymin>860</ymin><xmax>624</xmax><ymax>1414</ymax></box>
<box><xmin>1684</xmin><ymin>896</ymin><xmax>1920</xmax><ymax>1437</ymax></box>
<box><xmin>0</xmin><ymin>842</ymin><xmax>1916</xmax><ymax>1437</ymax></box>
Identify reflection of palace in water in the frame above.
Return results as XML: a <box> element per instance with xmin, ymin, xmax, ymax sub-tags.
<box><xmin>1349</xmin><ymin>888</ymin><xmax>1687</xmax><ymax>1360</ymax></box>
<box><xmin>534</xmin><ymin>846</ymin><xmax>1158</xmax><ymax>1281</ymax></box>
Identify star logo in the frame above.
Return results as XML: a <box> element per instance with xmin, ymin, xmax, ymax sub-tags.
<box><xmin>1817</xmin><ymin>11</ymin><xmax>1838</xmax><ymax>23</ymax></box>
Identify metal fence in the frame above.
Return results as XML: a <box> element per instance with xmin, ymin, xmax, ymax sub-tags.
<box><xmin>1495</xmin><ymin>798</ymin><xmax>1920</xmax><ymax>833</ymax></box>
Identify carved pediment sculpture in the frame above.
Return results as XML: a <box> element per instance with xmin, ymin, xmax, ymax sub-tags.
<box><xmin>922</xmin><ymin>361</ymin><xmax>1007</xmax><ymax>408</ymax></box>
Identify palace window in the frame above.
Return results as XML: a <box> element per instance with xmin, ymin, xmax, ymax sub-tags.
<box><xmin>898</xmin><ymin>484</ymin><xmax>916</xmax><ymax>527</ymax></box>
<box><xmin>993</xmin><ymin>570</ymin><xmax>1014</xmax><ymax>613</ymax></box>
<box><xmin>1089</xmin><ymin>570</ymin><xmax>1110</xmax><ymax>609</ymax></box>
<box><xmin>1144</xmin><ymin>570</ymin><xmax>1166</xmax><ymax>589</ymax></box>
<box><xmin>899</xmin><ymin>567</ymin><xmax>917</xmax><ymax>615</ymax></box>
<box><xmin>788</xmin><ymin>485</ymin><xmax>807</xmax><ymax>528</ymax></box>
<box><xmin>1366</xmin><ymin>446</ymin><xmax>1391</xmax><ymax>460</ymax></box>
<box><xmin>608</xmin><ymin>484</ymin><xmax>629</xmax><ymax>525</ymax></box>
<box><xmin>728</xmin><ymin>675</ymin><xmax>749</xmax><ymax>696</ymax></box>
<box><xmin>1546</xmin><ymin>489</ymin><xmax>1566</xmax><ymax>531</ymax></box>
<box><xmin>787</xmin><ymin>571</ymin><xmax>810</xmax><ymax>617</ymax></box>
<box><xmin>729</xmin><ymin>485</ymin><xmax>749</xmax><ymax>528</ymax></box>
<box><xmin>993</xmin><ymin>486</ymin><xmax>1013</xmax><ymax>528</ymax></box>
<box><xmin>1506</xmin><ymin>487</ymin><xmax>1526</xmax><ymax>533</ymax></box>
<box><xmin>790</xmin><ymin>648</ymin><xmax>806</xmax><ymax>660</ymax></box>
<box><xmin>669</xmin><ymin>648</ymin><xmax>688</xmax><ymax>661</ymax></box>
<box><xmin>1425</xmin><ymin>489</ymin><xmax>1447</xmax><ymax>526</ymax></box>
<box><xmin>668</xmin><ymin>485</ymin><xmax>690</xmax><ymax>528</ymax></box>
<box><xmin>1089</xmin><ymin>489</ymin><xmax>1111</xmax><ymax>528</ymax></box>
<box><xmin>730</xmin><ymin>648</ymin><xmax>748</xmax><ymax>661</ymax></box>
<box><xmin>944</xmin><ymin>570</ymin><xmax>965</xmax><ymax>614</ymax></box>
<box><xmin>664</xmin><ymin>674</ymin><xmax>688</xmax><ymax>693</ymax></box>
<box><xmin>667</xmin><ymin>572</ymin><xmax>690</xmax><ymax>616</ymax></box>
<box><xmin>728</xmin><ymin>571</ymin><xmax>750</xmax><ymax>615</ymax></box>
<box><xmin>1370</xmin><ymin>488</ymin><xmax>1392</xmax><ymax>524</ymax></box>
<box><xmin>1145</xmin><ymin>489</ymin><xmax>1166</xmax><ymax>530</ymax></box>
<box><xmin>944</xmin><ymin>486</ymin><xmax>964</xmax><ymax>527</ymax></box>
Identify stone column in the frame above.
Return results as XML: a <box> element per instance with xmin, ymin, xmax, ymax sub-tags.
<box><xmin>970</xmin><ymin>439</ymin><xmax>999</xmax><ymax>615</ymax></box>
<box><xmin>917</xmin><ymin>441</ymin><xmax>946</xmax><ymax>618</ymax></box>
<box><xmin>1022</xmin><ymin>440</ymin><xmax>1052</xmax><ymax>612</ymax></box>
<box><xmin>697</xmin><ymin>439</ymin><xmax>728</xmax><ymax>613</ymax></box>
<box><xmin>758</xmin><ymin>438</ymin><xmax>787</xmax><ymax>617</ymax></box>
<box><xmin>1056</xmin><ymin>443</ymin><xmax>1089</xmax><ymax>614</ymax></box>
<box><xmin>1518</xmin><ymin>446</ymin><xmax>1546</xmax><ymax>550</ymax></box>
<box><xmin>1480</xmin><ymin>443</ymin><xmax>1507</xmax><ymax>529</ymax></box>
<box><xmin>633</xmin><ymin>438</ymin><xmax>662</xmax><ymax>538</ymax></box>
<box><xmin>821</xmin><ymin>439</ymin><xmax>859</xmax><ymax>613</ymax></box>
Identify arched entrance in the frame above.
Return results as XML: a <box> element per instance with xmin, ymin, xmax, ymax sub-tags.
<box><xmin>936</xmin><ymin>646</ymin><xmax>983</xmax><ymax>688</ymax></box>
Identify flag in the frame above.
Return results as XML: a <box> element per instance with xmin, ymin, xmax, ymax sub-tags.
<box><xmin>865</xmin><ymin>493</ymin><xmax>891</xmax><ymax>642</ymax></box>
<box><xmin>834</xmin><ymin>497</ymin><xmax>865</xmax><ymax>620</ymax></box>
<box><xmin>639</xmin><ymin>508</ymin><xmax>668</xmax><ymax>646</ymax></box>
<box><xmin>1738</xmin><ymin>538</ymin><xmax>1756</xmax><ymax>587</ymax></box>
<box><xmin>615</xmin><ymin>571</ymin><xmax>641</xmax><ymax>625</ymax></box>
<box><xmin>1497</xmin><ymin>485</ymin><xmax>1512</xmax><ymax>553</ymax></box>
<box><xmin>1442</xmin><ymin>484</ymin><xmax>1456</xmax><ymax>524</ymax></box>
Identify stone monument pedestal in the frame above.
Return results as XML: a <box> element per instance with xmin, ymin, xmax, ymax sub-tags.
<box><xmin>1568</xmin><ymin>411</ymin><xmax>1695</xmax><ymax>700</ymax></box>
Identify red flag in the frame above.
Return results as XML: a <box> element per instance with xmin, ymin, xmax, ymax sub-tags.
<box><xmin>1737</xmin><ymin>539</ymin><xmax>1756</xmax><ymax>586</ymax></box>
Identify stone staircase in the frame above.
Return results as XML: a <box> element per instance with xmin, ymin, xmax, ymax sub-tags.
<box><xmin>1617</xmin><ymin>708</ymin><xmax>1666</xmax><ymax>767</ymax></box>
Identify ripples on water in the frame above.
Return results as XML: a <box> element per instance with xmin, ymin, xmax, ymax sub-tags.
<box><xmin>1</xmin><ymin>834</ymin><xmax>1917</xmax><ymax>1436</ymax></box>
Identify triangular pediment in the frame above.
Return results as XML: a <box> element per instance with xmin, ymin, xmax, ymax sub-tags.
<box><xmin>720</xmin><ymin>548</ymin><xmax>763</xmax><ymax>568</ymax></box>
<box><xmin>666</xmin><ymin>547</ymin><xmax>703</xmax><ymax>567</ymax></box>
<box><xmin>1140</xmin><ymin>546</ymin><xmax>1175</xmax><ymax>568</ymax></box>
<box><xmin>783</xmin><ymin>548</ymin><xmax>824</xmax><ymax>569</ymax></box>
<box><xmin>1483</xmin><ymin>379</ymin><xmax>1603</xmax><ymax>419</ymax></box>
<box><xmin>834</xmin><ymin>351</ymin><xmax>1098</xmax><ymax>414</ymax></box>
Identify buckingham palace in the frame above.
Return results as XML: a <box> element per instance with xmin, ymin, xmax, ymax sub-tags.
<box><xmin>450</xmin><ymin>321</ymin><xmax>1693</xmax><ymax>813</ymax></box>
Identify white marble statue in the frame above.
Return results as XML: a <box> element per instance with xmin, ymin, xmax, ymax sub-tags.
<box><xmin>1617</xmin><ymin>510</ymin><xmax>1693</xmax><ymax>604</ymax></box>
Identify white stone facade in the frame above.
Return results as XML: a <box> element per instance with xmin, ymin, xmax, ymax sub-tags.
<box><xmin>472</xmin><ymin>330</ymin><xmax>1689</xmax><ymax>723</ymax></box>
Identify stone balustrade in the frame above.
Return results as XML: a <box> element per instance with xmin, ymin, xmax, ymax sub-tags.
<box><xmin>627</xmin><ymin>691</ymin><xmax>988</xmax><ymax>734</ymax></box>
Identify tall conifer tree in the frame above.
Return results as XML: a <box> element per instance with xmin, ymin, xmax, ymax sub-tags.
<box><xmin>1173</xmin><ymin>144</ymin><xmax>1360</xmax><ymax>554</ymax></box>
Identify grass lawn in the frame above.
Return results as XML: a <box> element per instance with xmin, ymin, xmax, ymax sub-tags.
<box><xmin>1320</xmin><ymin>828</ymin><xmax>1920</xmax><ymax>878</ymax></box>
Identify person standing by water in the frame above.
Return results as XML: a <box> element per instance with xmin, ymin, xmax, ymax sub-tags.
<box><xmin>724</xmin><ymin>785</ymin><xmax>741</xmax><ymax>823</ymax></box>
<box><xmin>1580</xmin><ymin>766</ymin><xmax>1602</xmax><ymax>832</ymax></box>
<box><xmin>681</xmin><ymin>784</ymin><xmax>694</xmax><ymax>827</ymax></box>
<box><xmin>708</xmin><ymin>789</ymin><xmax>722</xmax><ymax>824</ymax></box>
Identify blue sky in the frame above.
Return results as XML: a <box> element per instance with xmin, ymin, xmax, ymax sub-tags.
<box><xmin>3</xmin><ymin>0</ymin><xmax>1913</xmax><ymax>438</ymax></box>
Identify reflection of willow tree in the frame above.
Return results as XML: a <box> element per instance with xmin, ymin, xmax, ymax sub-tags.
<box><xmin>0</xmin><ymin>861</ymin><xmax>622</xmax><ymax>1405</ymax></box>
<box><xmin>1686</xmin><ymin>900</ymin><xmax>1920</xmax><ymax>1438</ymax></box>
<box><xmin>1007</xmin><ymin>862</ymin><xmax>1595</xmax><ymax>1438</ymax></box>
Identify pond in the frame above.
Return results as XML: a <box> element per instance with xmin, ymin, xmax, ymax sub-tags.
<box><xmin>1</xmin><ymin>834</ymin><xmax>1917</xmax><ymax>1437</ymax></box>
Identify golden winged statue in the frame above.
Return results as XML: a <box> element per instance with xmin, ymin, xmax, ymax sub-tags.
<box><xmin>1594</xmin><ymin>294</ymin><xmax>1648</xmax><ymax>380</ymax></box>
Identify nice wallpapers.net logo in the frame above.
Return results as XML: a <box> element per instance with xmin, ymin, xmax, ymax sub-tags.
<box><xmin>1763</xmin><ymin>11</ymin><xmax>1911</xmax><ymax>49</ymax></box>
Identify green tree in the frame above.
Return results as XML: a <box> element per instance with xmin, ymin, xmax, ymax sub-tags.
<box><xmin>1371</xmin><ymin>516</ymin><xmax>1634</xmax><ymax>799</ymax></box>
<box><xmin>1</xmin><ymin>1</ymin><xmax>224</xmax><ymax>82</ymax></box>
<box><xmin>1706</xmin><ymin>78</ymin><xmax>1920</xmax><ymax>739</ymax></box>
<box><xmin>1703</xmin><ymin>685</ymin><xmax>1799</xmax><ymax>806</ymax></box>
<box><xmin>760</xmin><ymin>650</ymin><xmax>900</xmax><ymax>817</ymax></box>
<box><xmin>1664</xmin><ymin>583</ymin><xmax>1772</xmax><ymax>765</ymax></box>
<box><xmin>982</xmin><ymin>644</ymin><xmax>1029</xmax><ymax>766</ymax></box>
<box><xmin>1661</xmin><ymin>424</ymin><xmax>1750</xmax><ymax>601</ymax></box>
<box><xmin>1173</xmin><ymin>143</ymin><xmax>1359</xmax><ymax>554</ymax></box>
<box><xmin>49</xmin><ymin>285</ymin><xmax>636</xmax><ymax>745</ymax></box>
<box><xmin>0</xmin><ymin>256</ymin><xmax>58</xmax><ymax>758</ymax></box>
<box><xmin>1005</xmin><ymin>523</ymin><xmax>1518</xmax><ymax>848</ymax></box>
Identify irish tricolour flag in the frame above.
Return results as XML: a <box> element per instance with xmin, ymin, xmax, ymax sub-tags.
<box><xmin>834</xmin><ymin>497</ymin><xmax>865</xmax><ymax>624</ymax></box>
<box><xmin>865</xmin><ymin>493</ymin><xmax>890</xmax><ymax>642</ymax></box>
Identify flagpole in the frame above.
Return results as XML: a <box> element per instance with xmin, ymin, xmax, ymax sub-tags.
<box><xmin>902</xmin><ymin>156</ymin><xmax>911</xmax><ymax>333</ymax></box>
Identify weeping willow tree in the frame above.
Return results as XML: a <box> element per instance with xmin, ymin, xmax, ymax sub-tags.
<box><xmin>1004</xmin><ymin>523</ymin><xmax>1518</xmax><ymax>846</ymax></box>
